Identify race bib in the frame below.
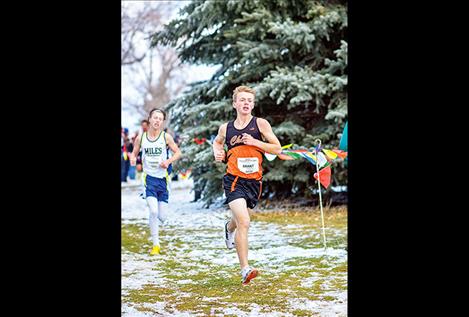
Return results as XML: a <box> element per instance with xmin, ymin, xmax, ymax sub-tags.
<box><xmin>147</xmin><ymin>156</ymin><xmax>163</xmax><ymax>169</ymax></box>
<box><xmin>237</xmin><ymin>157</ymin><xmax>259</xmax><ymax>174</ymax></box>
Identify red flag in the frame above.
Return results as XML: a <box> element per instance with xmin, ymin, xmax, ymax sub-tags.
<box><xmin>314</xmin><ymin>166</ymin><xmax>332</xmax><ymax>188</ymax></box>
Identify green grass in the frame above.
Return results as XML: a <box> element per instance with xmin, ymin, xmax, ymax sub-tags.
<box><xmin>122</xmin><ymin>206</ymin><xmax>347</xmax><ymax>316</ymax></box>
<box><xmin>121</xmin><ymin>223</ymin><xmax>151</xmax><ymax>254</ymax></box>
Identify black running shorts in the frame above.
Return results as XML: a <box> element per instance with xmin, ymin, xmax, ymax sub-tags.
<box><xmin>223</xmin><ymin>173</ymin><xmax>262</xmax><ymax>209</ymax></box>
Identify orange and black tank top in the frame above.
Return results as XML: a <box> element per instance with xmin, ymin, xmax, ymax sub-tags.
<box><xmin>225</xmin><ymin>116</ymin><xmax>264</xmax><ymax>180</ymax></box>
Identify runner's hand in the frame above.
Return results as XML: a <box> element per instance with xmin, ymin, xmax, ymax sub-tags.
<box><xmin>241</xmin><ymin>133</ymin><xmax>258</xmax><ymax>146</ymax></box>
<box><xmin>214</xmin><ymin>150</ymin><xmax>225</xmax><ymax>162</ymax></box>
<box><xmin>160</xmin><ymin>159</ymin><xmax>171</xmax><ymax>169</ymax></box>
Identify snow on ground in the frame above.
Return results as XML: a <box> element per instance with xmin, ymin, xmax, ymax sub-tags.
<box><xmin>122</xmin><ymin>178</ymin><xmax>347</xmax><ymax>316</ymax></box>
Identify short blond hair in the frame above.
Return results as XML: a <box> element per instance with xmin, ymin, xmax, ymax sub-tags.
<box><xmin>232</xmin><ymin>85</ymin><xmax>256</xmax><ymax>102</ymax></box>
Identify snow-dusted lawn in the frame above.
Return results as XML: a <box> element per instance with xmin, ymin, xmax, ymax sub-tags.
<box><xmin>122</xmin><ymin>179</ymin><xmax>347</xmax><ymax>316</ymax></box>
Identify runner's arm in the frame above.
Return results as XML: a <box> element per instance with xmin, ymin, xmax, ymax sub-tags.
<box><xmin>165</xmin><ymin>133</ymin><xmax>182</xmax><ymax>164</ymax></box>
<box><xmin>213</xmin><ymin>123</ymin><xmax>227</xmax><ymax>162</ymax></box>
<box><xmin>241</xmin><ymin>118</ymin><xmax>282</xmax><ymax>155</ymax></box>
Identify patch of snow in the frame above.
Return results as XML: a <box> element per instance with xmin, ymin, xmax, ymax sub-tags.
<box><xmin>122</xmin><ymin>180</ymin><xmax>347</xmax><ymax>317</ymax></box>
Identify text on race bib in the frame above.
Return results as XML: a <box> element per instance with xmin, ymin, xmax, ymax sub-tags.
<box><xmin>237</xmin><ymin>157</ymin><xmax>259</xmax><ymax>174</ymax></box>
<box><xmin>145</xmin><ymin>154</ymin><xmax>163</xmax><ymax>169</ymax></box>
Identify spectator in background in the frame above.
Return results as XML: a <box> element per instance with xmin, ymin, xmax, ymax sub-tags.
<box><xmin>127</xmin><ymin>135</ymin><xmax>136</xmax><ymax>180</ymax></box>
<box><xmin>121</xmin><ymin>127</ymin><xmax>125</xmax><ymax>182</ymax></box>
<box><xmin>140</xmin><ymin>119</ymin><xmax>149</xmax><ymax>135</ymax></box>
<box><xmin>136</xmin><ymin>119</ymin><xmax>149</xmax><ymax>176</ymax></box>
<box><xmin>121</xmin><ymin>128</ymin><xmax>130</xmax><ymax>182</ymax></box>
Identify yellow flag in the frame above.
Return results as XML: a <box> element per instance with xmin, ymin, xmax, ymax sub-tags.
<box><xmin>306</xmin><ymin>153</ymin><xmax>317</xmax><ymax>161</ymax></box>
<box><xmin>323</xmin><ymin>149</ymin><xmax>338</xmax><ymax>159</ymax></box>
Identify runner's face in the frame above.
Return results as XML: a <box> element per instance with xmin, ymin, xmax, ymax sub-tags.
<box><xmin>149</xmin><ymin>112</ymin><xmax>164</xmax><ymax>130</ymax></box>
<box><xmin>233</xmin><ymin>92</ymin><xmax>254</xmax><ymax>115</ymax></box>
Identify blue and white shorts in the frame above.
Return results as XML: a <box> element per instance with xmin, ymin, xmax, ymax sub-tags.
<box><xmin>143</xmin><ymin>174</ymin><xmax>169</xmax><ymax>203</ymax></box>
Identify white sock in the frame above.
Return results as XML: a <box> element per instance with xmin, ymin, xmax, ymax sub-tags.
<box><xmin>146</xmin><ymin>196</ymin><xmax>160</xmax><ymax>246</ymax></box>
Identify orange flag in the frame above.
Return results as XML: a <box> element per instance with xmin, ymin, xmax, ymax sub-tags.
<box><xmin>314</xmin><ymin>166</ymin><xmax>332</xmax><ymax>188</ymax></box>
<box><xmin>332</xmin><ymin>149</ymin><xmax>347</xmax><ymax>159</ymax></box>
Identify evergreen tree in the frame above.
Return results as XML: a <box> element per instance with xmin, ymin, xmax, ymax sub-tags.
<box><xmin>152</xmin><ymin>0</ymin><xmax>347</xmax><ymax>207</ymax></box>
